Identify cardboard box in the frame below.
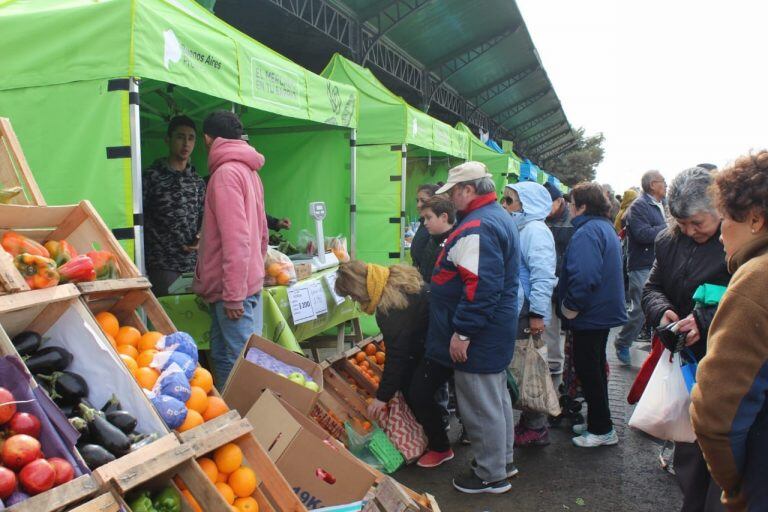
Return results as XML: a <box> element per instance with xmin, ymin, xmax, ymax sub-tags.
<box><xmin>248</xmin><ymin>390</ymin><xmax>376</xmax><ymax>510</ymax></box>
<box><xmin>223</xmin><ymin>334</ymin><xmax>323</xmax><ymax>415</ymax></box>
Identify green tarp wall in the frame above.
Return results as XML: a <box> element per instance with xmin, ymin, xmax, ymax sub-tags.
<box><xmin>0</xmin><ymin>0</ymin><xmax>358</xmax><ymax>258</ymax></box>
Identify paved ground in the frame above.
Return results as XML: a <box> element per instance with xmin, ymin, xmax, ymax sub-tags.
<box><xmin>394</xmin><ymin>335</ymin><xmax>684</xmax><ymax>512</ymax></box>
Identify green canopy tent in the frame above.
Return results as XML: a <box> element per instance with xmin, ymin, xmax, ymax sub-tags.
<box><xmin>454</xmin><ymin>122</ymin><xmax>508</xmax><ymax>192</ymax></box>
<box><xmin>0</xmin><ymin>0</ymin><xmax>359</xmax><ymax>270</ymax></box>
<box><xmin>321</xmin><ymin>55</ymin><xmax>468</xmax><ymax>267</ymax></box>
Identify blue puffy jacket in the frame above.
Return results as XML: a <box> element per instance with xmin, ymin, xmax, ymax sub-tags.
<box><xmin>626</xmin><ymin>193</ymin><xmax>666</xmax><ymax>270</ymax></box>
<box><xmin>426</xmin><ymin>192</ymin><xmax>520</xmax><ymax>373</ymax></box>
<box><xmin>558</xmin><ymin>215</ymin><xmax>627</xmax><ymax>330</ymax></box>
<box><xmin>507</xmin><ymin>182</ymin><xmax>557</xmax><ymax>322</ymax></box>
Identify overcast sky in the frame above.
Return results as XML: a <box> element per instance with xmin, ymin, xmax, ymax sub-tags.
<box><xmin>516</xmin><ymin>0</ymin><xmax>768</xmax><ymax>192</ymax></box>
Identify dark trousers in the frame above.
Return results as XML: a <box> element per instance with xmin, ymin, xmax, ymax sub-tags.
<box><xmin>407</xmin><ymin>358</ymin><xmax>453</xmax><ymax>452</ymax></box>
<box><xmin>674</xmin><ymin>442</ymin><xmax>724</xmax><ymax>512</ymax></box>
<box><xmin>572</xmin><ymin>329</ymin><xmax>613</xmax><ymax>434</ymax></box>
<box><xmin>147</xmin><ymin>267</ymin><xmax>181</xmax><ymax>297</ymax></box>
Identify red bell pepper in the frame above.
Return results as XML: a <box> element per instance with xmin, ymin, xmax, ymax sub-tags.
<box><xmin>2</xmin><ymin>231</ymin><xmax>49</xmax><ymax>258</ymax></box>
<box><xmin>44</xmin><ymin>240</ymin><xmax>78</xmax><ymax>266</ymax></box>
<box><xmin>14</xmin><ymin>253</ymin><xmax>59</xmax><ymax>289</ymax></box>
<box><xmin>57</xmin><ymin>255</ymin><xmax>96</xmax><ymax>283</ymax></box>
<box><xmin>86</xmin><ymin>250</ymin><xmax>119</xmax><ymax>280</ymax></box>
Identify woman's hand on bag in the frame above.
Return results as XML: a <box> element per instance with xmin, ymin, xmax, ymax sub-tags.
<box><xmin>676</xmin><ymin>315</ymin><xmax>700</xmax><ymax>345</ymax></box>
<box><xmin>661</xmin><ymin>309</ymin><xmax>679</xmax><ymax>326</ymax></box>
<box><xmin>367</xmin><ymin>399</ymin><xmax>387</xmax><ymax>419</ymax></box>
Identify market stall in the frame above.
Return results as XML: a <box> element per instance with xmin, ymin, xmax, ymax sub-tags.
<box><xmin>454</xmin><ymin>122</ymin><xmax>509</xmax><ymax>192</ymax></box>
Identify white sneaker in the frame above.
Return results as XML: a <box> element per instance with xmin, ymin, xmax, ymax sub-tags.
<box><xmin>572</xmin><ymin>423</ymin><xmax>587</xmax><ymax>435</ymax></box>
<box><xmin>572</xmin><ymin>430</ymin><xmax>619</xmax><ymax>448</ymax></box>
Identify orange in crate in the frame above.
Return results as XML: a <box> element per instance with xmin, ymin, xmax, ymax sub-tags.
<box><xmin>229</xmin><ymin>466</ymin><xmax>257</xmax><ymax>498</ymax></box>
<box><xmin>137</xmin><ymin>349</ymin><xmax>158</xmax><ymax>368</ymax></box>
<box><xmin>197</xmin><ymin>457</ymin><xmax>218</xmax><ymax>483</ymax></box>
<box><xmin>190</xmin><ymin>367</ymin><xmax>214</xmax><ymax>394</ymax></box>
<box><xmin>203</xmin><ymin>396</ymin><xmax>229</xmax><ymax>421</ymax></box>
<box><xmin>186</xmin><ymin>386</ymin><xmax>209</xmax><ymax>414</ymax></box>
<box><xmin>177</xmin><ymin>409</ymin><xmax>204</xmax><ymax>432</ymax></box>
<box><xmin>95</xmin><ymin>311</ymin><xmax>119</xmax><ymax>337</ymax></box>
<box><xmin>215</xmin><ymin>482</ymin><xmax>235</xmax><ymax>504</ymax></box>
<box><xmin>233</xmin><ymin>496</ymin><xmax>259</xmax><ymax>512</ymax></box>
<box><xmin>116</xmin><ymin>344</ymin><xmax>138</xmax><ymax>360</ymax></box>
<box><xmin>354</xmin><ymin>352</ymin><xmax>366</xmax><ymax>364</ymax></box>
<box><xmin>181</xmin><ymin>489</ymin><xmax>203</xmax><ymax>512</ymax></box>
<box><xmin>135</xmin><ymin>367</ymin><xmax>159</xmax><ymax>389</ymax></box>
<box><xmin>364</xmin><ymin>343</ymin><xmax>377</xmax><ymax>356</ymax></box>
<box><xmin>115</xmin><ymin>325</ymin><xmax>141</xmax><ymax>347</ymax></box>
<box><xmin>138</xmin><ymin>331</ymin><xmax>163</xmax><ymax>351</ymax></box>
<box><xmin>375</xmin><ymin>351</ymin><xmax>385</xmax><ymax>365</ymax></box>
<box><xmin>120</xmin><ymin>354</ymin><xmax>138</xmax><ymax>375</ymax></box>
<box><xmin>214</xmin><ymin>443</ymin><xmax>243</xmax><ymax>474</ymax></box>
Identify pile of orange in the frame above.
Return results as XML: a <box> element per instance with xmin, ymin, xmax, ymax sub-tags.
<box><xmin>265</xmin><ymin>261</ymin><xmax>293</xmax><ymax>286</ymax></box>
<box><xmin>195</xmin><ymin>443</ymin><xmax>260</xmax><ymax>510</ymax></box>
<box><xmin>347</xmin><ymin>352</ymin><xmax>380</xmax><ymax>388</ymax></box>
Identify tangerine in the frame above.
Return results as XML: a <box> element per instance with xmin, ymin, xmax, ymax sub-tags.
<box><xmin>217</xmin><ymin>471</ymin><xmax>230</xmax><ymax>484</ymax></box>
<box><xmin>95</xmin><ymin>311</ymin><xmax>119</xmax><ymax>337</ymax></box>
<box><xmin>116</xmin><ymin>344</ymin><xmax>139</xmax><ymax>360</ymax></box>
<box><xmin>233</xmin><ymin>497</ymin><xmax>259</xmax><ymax>512</ymax></box>
<box><xmin>135</xmin><ymin>366</ymin><xmax>159</xmax><ymax>389</ymax></box>
<box><xmin>115</xmin><ymin>325</ymin><xmax>141</xmax><ymax>347</ymax></box>
<box><xmin>120</xmin><ymin>354</ymin><xmax>138</xmax><ymax>374</ymax></box>
<box><xmin>198</xmin><ymin>457</ymin><xmax>218</xmax><ymax>483</ymax></box>
<box><xmin>137</xmin><ymin>349</ymin><xmax>158</xmax><ymax>368</ymax></box>
<box><xmin>355</xmin><ymin>352</ymin><xmax>366</xmax><ymax>363</ymax></box>
<box><xmin>187</xmin><ymin>386</ymin><xmax>209</xmax><ymax>414</ymax></box>
<box><xmin>190</xmin><ymin>367</ymin><xmax>214</xmax><ymax>393</ymax></box>
<box><xmin>276</xmin><ymin>272</ymin><xmax>291</xmax><ymax>286</ymax></box>
<box><xmin>181</xmin><ymin>490</ymin><xmax>203</xmax><ymax>512</ymax></box>
<box><xmin>375</xmin><ymin>352</ymin><xmax>385</xmax><ymax>365</ymax></box>
<box><xmin>216</xmin><ymin>482</ymin><xmax>236</xmax><ymax>504</ymax></box>
<box><xmin>359</xmin><ymin>360</ymin><xmax>369</xmax><ymax>369</ymax></box>
<box><xmin>177</xmin><ymin>409</ymin><xmax>204</xmax><ymax>432</ymax></box>
<box><xmin>364</xmin><ymin>343</ymin><xmax>377</xmax><ymax>356</ymax></box>
<box><xmin>228</xmin><ymin>466</ymin><xmax>258</xmax><ymax>498</ymax></box>
<box><xmin>266</xmin><ymin>263</ymin><xmax>283</xmax><ymax>278</ymax></box>
<box><xmin>105</xmin><ymin>334</ymin><xmax>117</xmax><ymax>348</ymax></box>
<box><xmin>139</xmin><ymin>331</ymin><xmax>163</xmax><ymax>351</ymax></box>
<box><xmin>203</xmin><ymin>396</ymin><xmax>229</xmax><ymax>421</ymax></box>
<box><xmin>213</xmin><ymin>443</ymin><xmax>243</xmax><ymax>474</ymax></box>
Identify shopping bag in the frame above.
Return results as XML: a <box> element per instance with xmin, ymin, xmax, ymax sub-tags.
<box><xmin>509</xmin><ymin>336</ymin><xmax>561</xmax><ymax>416</ymax></box>
<box><xmin>680</xmin><ymin>349</ymin><xmax>698</xmax><ymax>394</ymax></box>
<box><xmin>627</xmin><ymin>335</ymin><xmax>664</xmax><ymax>404</ymax></box>
<box><xmin>379</xmin><ymin>392</ymin><xmax>427</xmax><ymax>463</ymax></box>
<box><xmin>628</xmin><ymin>349</ymin><xmax>696</xmax><ymax>442</ymax></box>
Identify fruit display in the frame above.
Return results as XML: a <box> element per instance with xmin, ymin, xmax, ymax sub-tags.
<box><xmin>244</xmin><ymin>348</ymin><xmax>320</xmax><ymax>392</ymax></box>
<box><xmin>94</xmin><ymin>312</ymin><xmax>227</xmax><ymax>434</ymax></box>
<box><xmin>1</xmin><ymin>231</ymin><xmax>119</xmax><ymax>289</ymax></box>
<box><xmin>263</xmin><ymin>248</ymin><xmax>296</xmax><ymax>287</ymax></box>
<box><xmin>344</xmin><ymin>341</ymin><xmax>386</xmax><ymax>395</ymax></box>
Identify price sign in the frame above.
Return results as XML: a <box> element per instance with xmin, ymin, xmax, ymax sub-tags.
<box><xmin>287</xmin><ymin>286</ymin><xmax>316</xmax><ymax>325</ymax></box>
<box><xmin>324</xmin><ymin>271</ymin><xmax>346</xmax><ymax>305</ymax></box>
<box><xmin>308</xmin><ymin>281</ymin><xmax>328</xmax><ymax>316</ymax></box>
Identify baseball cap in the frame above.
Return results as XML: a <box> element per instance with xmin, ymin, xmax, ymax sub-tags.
<box><xmin>435</xmin><ymin>161</ymin><xmax>492</xmax><ymax>194</ymax></box>
<box><xmin>543</xmin><ymin>181</ymin><xmax>563</xmax><ymax>201</ymax></box>
<box><xmin>202</xmin><ymin>110</ymin><xmax>244</xmax><ymax>140</ymax></box>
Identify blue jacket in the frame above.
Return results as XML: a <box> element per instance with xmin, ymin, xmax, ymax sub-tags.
<box><xmin>626</xmin><ymin>193</ymin><xmax>666</xmax><ymax>270</ymax></box>
<box><xmin>558</xmin><ymin>215</ymin><xmax>627</xmax><ymax>330</ymax></box>
<box><xmin>507</xmin><ymin>182</ymin><xmax>557</xmax><ymax>322</ymax></box>
<box><xmin>426</xmin><ymin>193</ymin><xmax>520</xmax><ymax>373</ymax></box>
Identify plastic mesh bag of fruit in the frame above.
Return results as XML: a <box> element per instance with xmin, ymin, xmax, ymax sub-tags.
<box><xmin>264</xmin><ymin>248</ymin><xmax>297</xmax><ymax>287</ymax></box>
<box><xmin>325</xmin><ymin>236</ymin><xmax>350</xmax><ymax>263</ymax></box>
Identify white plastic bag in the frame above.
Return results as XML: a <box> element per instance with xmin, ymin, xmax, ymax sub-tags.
<box><xmin>628</xmin><ymin>349</ymin><xmax>696</xmax><ymax>442</ymax></box>
<box><xmin>509</xmin><ymin>336</ymin><xmax>561</xmax><ymax>416</ymax></box>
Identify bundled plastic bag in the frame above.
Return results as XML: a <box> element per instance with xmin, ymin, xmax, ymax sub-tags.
<box><xmin>156</xmin><ymin>332</ymin><xmax>198</xmax><ymax>362</ymax></box>
<box><xmin>326</xmin><ymin>235</ymin><xmax>350</xmax><ymax>263</ymax></box>
<box><xmin>509</xmin><ymin>336</ymin><xmax>561</xmax><ymax>416</ymax></box>
<box><xmin>298</xmin><ymin>229</ymin><xmax>317</xmax><ymax>256</ymax></box>
<box><xmin>628</xmin><ymin>349</ymin><xmax>696</xmax><ymax>442</ymax></box>
<box><xmin>153</xmin><ymin>363</ymin><xmax>191</xmax><ymax>403</ymax></box>
<box><xmin>264</xmin><ymin>247</ymin><xmax>297</xmax><ymax>287</ymax></box>
<box><xmin>147</xmin><ymin>392</ymin><xmax>187</xmax><ymax>430</ymax></box>
<box><xmin>151</xmin><ymin>351</ymin><xmax>196</xmax><ymax>380</ymax></box>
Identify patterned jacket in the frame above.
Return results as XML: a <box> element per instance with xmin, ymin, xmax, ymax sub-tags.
<box><xmin>425</xmin><ymin>193</ymin><xmax>520</xmax><ymax>374</ymax></box>
<box><xmin>142</xmin><ymin>158</ymin><xmax>206</xmax><ymax>272</ymax></box>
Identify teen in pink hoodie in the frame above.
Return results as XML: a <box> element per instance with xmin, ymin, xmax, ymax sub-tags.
<box><xmin>193</xmin><ymin>111</ymin><xmax>268</xmax><ymax>388</ymax></box>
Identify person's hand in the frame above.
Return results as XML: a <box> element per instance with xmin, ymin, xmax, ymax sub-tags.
<box><xmin>278</xmin><ymin>218</ymin><xmax>292</xmax><ymax>230</ymax></box>
<box><xmin>661</xmin><ymin>309</ymin><xmax>679</xmax><ymax>327</ymax></box>
<box><xmin>182</xmin><ymin>243</ymin><xmax>199</xmax><ymax>253</ymax></box>
<box><xmin>449</xmin><ymin>333</ymin><xmax>470</xmax><ymax>363</ymax></box>
<box><xmin>529</xmin><ymin>317</ymin><xmax>545</xmax><ymax>336</ymax></box>
<box><xmin>224</xmin><ymin>306</ymin><xmax>244</xmax><ymax>320</ymax></box>
<box><xmin>367</xmin><ymin>399</ymin><xmax>387</xmax><ymax>419</ymax></box>
<box><xmin>676</xmin><ymin>314</ymin><xmax>700</xmax><ymax>345</ymax></box>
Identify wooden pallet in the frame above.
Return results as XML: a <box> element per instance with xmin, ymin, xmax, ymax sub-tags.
<box><xmin>0</xmin><ymin>117</ymin><xmax>45</xmax><ymax>206</ymax></box>
<box><xmin>178</xmin><ymin>410</ymin><xmax>308</xmax><ymax>512</ymax></box>
<box><xmin>0</xmin><ymin>201</ymin><xmax>141</xmax><ymax>294</ymax></box>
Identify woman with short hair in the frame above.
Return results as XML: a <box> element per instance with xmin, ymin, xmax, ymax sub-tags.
<box><xmin>410</xmin><ymin>184</ymin><xmax>441</xmax><ymax>270</ymax></box>
<box><xmin>558</xmin><ymin>182</ymin><xmax>627</xmax><ymax>447</ymax></box>
<box><xmin>692</xmin><ymin>152</ymin><xmax>768</xmax><ymax>511</ymax></box>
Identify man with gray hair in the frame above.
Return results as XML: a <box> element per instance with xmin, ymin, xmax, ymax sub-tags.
<box><xmin>614</xmin><ymin>170</ymin><xmax>667</xmax><ymax>364</ymax></box>
<box><xmin>426</xmin><ymin>161</ymin><xmax>520</xmax><ymax>494</ymax></box>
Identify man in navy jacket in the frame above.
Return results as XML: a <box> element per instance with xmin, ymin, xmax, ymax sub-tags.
<box><xmin>614</xmin><ymin>170</ymin><xmax>667</xmax><ymax>364</ymax></box>
<box><xmin>427</xmin><ymin>162</ymin><xmax>520</xmax><ymax>494</ymax></box>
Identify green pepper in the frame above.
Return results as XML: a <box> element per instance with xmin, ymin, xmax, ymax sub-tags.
<box><xmin>152</xmin><ymin>486</ymin><xmax>182</xmax><ymax>512</ymax></box>
<box><xmin>128</xmin><ymin>491</ymin><xmax>157</xmax><ymax>512</ymax></box>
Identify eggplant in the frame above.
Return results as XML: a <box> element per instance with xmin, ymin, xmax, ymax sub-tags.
<box><xmin>37</xmin><ymin>371</ymin><xmax>89</xmax><ymax>405</ymax></box>
<box><xmin>106</xmin><ymin>410</ymin><xmax>137</xmax><ymax>434</ymax></box>
<box><xmin>58</xmin><ymin>403</ymin><xmax>77</xmax><ymax>418</ymax></box>
<box><xmin>80</xmin><ymin>404</ymin><xmax>131</xmax><ymax>456</ymax></box>
<box><xmin>69</xmin><ymin>416</ymin><xmax>91</xmax><ymax>443</ymax></box>
<box><xmin>101</xmin><ymin>394</ymin><xmax>122</xmax><ymax>414</ymax></box>
<box><xmin>11</xmin><ymin>331</ymin><xmax>42</xmax><ymax>356</ymax></box>
<box><xmin>78</xmin><ymin>443</ymin><xmax>116</xmax><ymax>469</ymax></box>
<box><xmin>129</xmin><ymin>432</ymin><xmax>158</xmax><ymax>451</ymax></box>
<box><xmin>25</xmin><ymin>346</ymin><xmax>72</xmax><ymax>374</ymax></box>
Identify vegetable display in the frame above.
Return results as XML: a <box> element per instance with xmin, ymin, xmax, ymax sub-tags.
<box><xmin>14</xmin><ymin>254</ymin><xmax>59</xmax><ymax>289</ymax></box>
<box><xmin>127</xmin><ymin>485</ymin><xmax>182</xmax><ymax>512</ymax></box>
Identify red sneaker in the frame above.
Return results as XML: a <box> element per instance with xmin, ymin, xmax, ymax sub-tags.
<box><xmin>515</xmin><ymin>426</ymin><xmax>550</xmax><ymax>447</ymax></box>
<box><xmin>416</xmin><ymin>449</ymin><xmax>455</xmax><ymax>468</ymax></box>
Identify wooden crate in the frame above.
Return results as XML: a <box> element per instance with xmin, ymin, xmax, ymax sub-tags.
<box><xmin>0</xmin><ymin>117</ymin><xmax>45</xmax><ymax>206</ymax></box>
<box><xmin>0</xmin><ymin>201</ymin><xmax>140</xmax><ymax>294</ymax></box>
<box><xmin>65</xmin><ymin>491</ymin><xmax>122</xmax><ymax>512</ymax></box>
<box><xmin>5</xmin><ymin>475</ymin><xmax>102</xmax><ymax>512</ymax></box>
<box><xmin>81</xmin><ymin>285</ymin><xmax>175</xmax><ymax>335</ymax></box>
<box><xmin>178</xmin><ymin>410</ymin><xmax>308</xmax><ymax>512</ymax></box>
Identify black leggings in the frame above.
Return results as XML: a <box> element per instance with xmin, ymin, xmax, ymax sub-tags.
<box><xmin>406</xmin><ymin>358</ymin><xmax>453</xmax><ymax>452</ymax></box>
<box><xmin>572</xmin><ymin>329</ymin><xmax>613</xmax><ymax>435</ymax></box>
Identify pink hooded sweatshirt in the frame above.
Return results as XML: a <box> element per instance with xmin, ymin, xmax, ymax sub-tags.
<box><xmin>193</xmin><ymin>138</ymin><xmax>267</xmax><ymax>309</ymax></box>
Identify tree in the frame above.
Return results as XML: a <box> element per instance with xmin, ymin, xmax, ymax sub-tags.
<box><xmin>543</xmin><ymin>128</ymin><xmax>605</xmax><ymax>186</ymax></box>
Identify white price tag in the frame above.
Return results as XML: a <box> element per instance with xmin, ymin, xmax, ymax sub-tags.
<box><xmin>308</xmin><ymin>281</ymin><xmax>328</xmax><ymax>316</ymax></box>
<box><xmin>324</xmin><ymin>271</ymin><xmax>346</xmax><ymax>305</ymax></box>
<box><xmin>287</xmin><ymin>286</ymin><xmax>316</xmax><ymax>325</ymax></box>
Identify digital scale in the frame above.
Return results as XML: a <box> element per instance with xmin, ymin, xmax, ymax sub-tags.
<box><xmin>307</xmin><ymin>201</ymin><xmax>339</xmax><ymax>272</ymax></box>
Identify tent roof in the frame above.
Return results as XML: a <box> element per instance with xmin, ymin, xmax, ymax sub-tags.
<box><xmin>0</xmin><ymin>0</ymin><xmax>357</xmax><ymax>128</ymax></box>
<box><xmin>322</xmin><ymin>54</ymin><xmax>467</xmax><ymax>157</ymax></box>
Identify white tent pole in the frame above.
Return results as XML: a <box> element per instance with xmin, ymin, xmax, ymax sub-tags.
<box><xmin>129</xmin><ymin>77</ymin><xmax>146</xmax><ymax>275</ymax></box>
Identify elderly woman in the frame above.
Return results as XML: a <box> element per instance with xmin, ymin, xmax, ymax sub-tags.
<box><xmin>692</xmin><ymin>153</ymin><xmax>768</xmax><ymax>512</ymax></box>
<box><xmin>558</xmin><ymin>182</ymin><xmax>627</xmax><ymax>447</ymax></box>
<box><xmin>641</xmin><ymin>167</ymin><xmax>730</xmax><ymax>512</ymax></box>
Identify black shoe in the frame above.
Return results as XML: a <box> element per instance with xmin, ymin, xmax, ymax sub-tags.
<box><xmin>452</xmin><ymin>470</ymin><xmax>512</xmax><ymax>494</ymax></box>
<box><xmin>470</xmin><ymin>459</ymin><xmax>519</xmax><ymax>479</ymax></box>
<box><xmin>459</xmin><ymin>428</ymin><xmax>471</xmax><ymax>445</ymax></box>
